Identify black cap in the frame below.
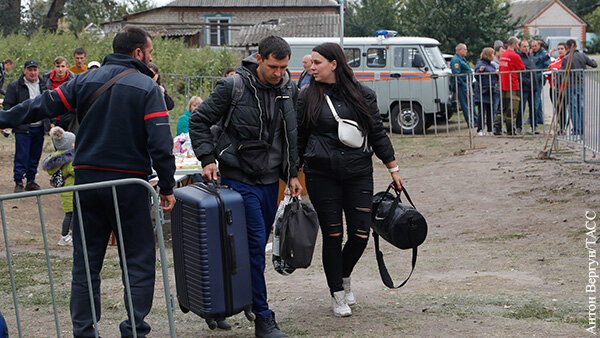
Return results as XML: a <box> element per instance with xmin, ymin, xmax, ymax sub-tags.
<box><xmin>24</xmin><ymin>60</ymin><xmax>38</xmax><ymax>69</ymax></box>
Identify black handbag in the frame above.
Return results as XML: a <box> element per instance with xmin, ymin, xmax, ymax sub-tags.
<box><xmin>371</xmin><ymin>183</ymin><xmax>427</xmax><ymax>288</ymax></box>
<box><xmin>279</xmin><ymin>197</ymin><xmax>320</xmax><ymax>269</ymax></box>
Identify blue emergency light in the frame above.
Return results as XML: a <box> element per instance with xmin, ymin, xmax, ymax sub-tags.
<box><xmin>375</xmin><ymin>30</ymin><xmax>398</xmax><ymax>38</ymax></box>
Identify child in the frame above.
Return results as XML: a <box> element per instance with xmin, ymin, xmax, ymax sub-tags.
<box><xmin>42</xmin><ymin>127</ymin><xmax>75</xmax><ymax>246</ymax></box>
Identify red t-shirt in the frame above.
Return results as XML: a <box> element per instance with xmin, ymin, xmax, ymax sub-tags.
<box><xmin>546</xmin><ymin>55</ymin><xmax>564</xmax><ymax>88</ymax></box>
<box><xmin>499</xmin><ymin>49</ymin><xmax>525</xmax><ymax>91</ymax></box>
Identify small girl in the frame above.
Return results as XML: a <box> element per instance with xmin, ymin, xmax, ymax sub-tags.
<box><xmin>42</xmin><ymin>127</ymin><xmax>76</xmax><ymax>246</ymax></box>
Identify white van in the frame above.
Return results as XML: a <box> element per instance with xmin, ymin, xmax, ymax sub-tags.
<box><xmin>284</xmin><ymin>35</ymin><xmax>455</xmax><ymax>133</ymax></box>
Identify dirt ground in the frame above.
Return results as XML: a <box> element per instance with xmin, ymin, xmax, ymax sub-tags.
<box><xmin>0</xmin><ymin>132</ymin><xmax>598</xmax><ymax>337</ymax></box>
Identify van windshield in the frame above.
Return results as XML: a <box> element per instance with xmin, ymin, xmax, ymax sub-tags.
<box><xmin>424</xmin><ymin>46</ymin><xmax>446</xmax><ymax>69</ymax></box>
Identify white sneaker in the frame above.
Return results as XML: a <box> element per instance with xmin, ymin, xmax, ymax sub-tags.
<box><xmin>332</xmin><ymin>290</ymin><xmax>352</xmax><ymax>317</ymax></box>
<box><xmin>58</xmin><ymin>234</ymin><xmax>72</xmax><ymax>246</ymax></box>
<box><xmin>477</xmin><ymin>130</ymin><xmax>484</xmax><ymax>136</ymax></box>
<box><xmin>342</xmin><ymin>277</ymin><xmax>356</xmax><ymax>306</ymax></box>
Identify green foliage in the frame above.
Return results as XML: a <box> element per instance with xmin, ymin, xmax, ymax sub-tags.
<box><xmin>562</xmin><ymin>0</ymin><xmax>598</xmax><ymax>19</ymax></box>
<box><xmin>0</xmin><ymin>31</ymin><xmax>241</xmax><ymax>84</ymax></box>
<box><xmin>399</xmin><ymin>0</ymin><xmax>516</xmax><ymax>62</ymax></box>
<box><xmin>345</xmin><ymin>0</ymin><xmax>402</xmax><ymax>37</ymax></box>
<box><xmin>585</xmin><ymin>6</ymin><xmax>600</xmax><ymax>33</ymax></box>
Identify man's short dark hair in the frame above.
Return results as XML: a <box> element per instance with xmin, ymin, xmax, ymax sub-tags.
<box><xmin>566</xmin><ymin>39</ymin><xmax>577</xmax><ymax>49</ymax></box>
<box><xmin>4</xmin><ymin>59</ymin><xmax>13</xmax><ymax>65</ymax></box>
<box><xmin>558</xmin><ymin>42</ymin><xmax>567</xmax><ymax>49</ymax></box>
<box><xmin>113</xmin><ymin>26</ymin><xmax>152</xmax><ymax>56</ymax></box>
<box><xmin>494</xmin><ymin>45</ymin><xmax>504</xmax><ymax>53</ymax></box>
<box><xmin>73</xmin><ymin>48</ymin><xmax>86</xmax><ymax>56</ymax></box>
<box><xmin>258</xmin><ymin>36</ymin><xmax>291</xmax><ymax>60</ymax></box>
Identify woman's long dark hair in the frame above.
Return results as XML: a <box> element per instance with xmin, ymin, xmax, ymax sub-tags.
<box><xmin>301</xmin><ymin>43</ymin><xmax>373</xmax><ymax>133</ymax></box>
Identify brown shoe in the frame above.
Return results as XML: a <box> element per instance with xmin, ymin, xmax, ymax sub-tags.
<box><xmin>14</xmin><ymin>183</ymin><xmax>24</xmax><ymax>193</ymax></box>
<box><xmin>25</xmin><ymin>182</ymin><xmax>41</xmax><ymax>191</ymax></box>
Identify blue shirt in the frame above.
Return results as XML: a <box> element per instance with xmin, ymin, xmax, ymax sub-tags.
<box><xmin>450</xmin><ymin>54</ymin><xmax>472</xmax><ymax>87</ymax></box>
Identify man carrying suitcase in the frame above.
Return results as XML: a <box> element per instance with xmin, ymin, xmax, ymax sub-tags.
<box><xmin>190</xmin><ymin>35</ymin><xmax>302</xmax><ymax>338</ymax></box>
<box><xmin>0</xmin><ymin>26</ymin><xmax>176</xmax><ymax>337</ymax></box>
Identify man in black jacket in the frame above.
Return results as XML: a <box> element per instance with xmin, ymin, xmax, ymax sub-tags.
<box><xmin>0</xmin><ymin>26</ymin><xmax>175</xmax><ymax>337</ymax></box>
<box><xmin>189</xmin><ymin>36</ymin><xmax>302</xmax><ymax>338</ymax></box>
<box><xmin>516</xmin><ymin>40</ymin><xmax>539</xmax><ymax>134</ymax></box>
<box><xmin>561</xmin><ymin>39</ymin><xmax>598</xmax><ymax>135</ymax></box>
<box><xmin>3</xmin><ymin>60</ymin><xmax>49</xmax><ymax>192</ymax></box>
<box><xmin>0</xmin><ymin>58</ymin><xmax>14</xmax><ymax>96</ymax></box>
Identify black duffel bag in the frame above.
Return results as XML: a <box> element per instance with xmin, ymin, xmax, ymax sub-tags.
<box><xmin>371</xmin><ymin>183</ymin><xmax>427</xmax><ymax>288</ymax></box>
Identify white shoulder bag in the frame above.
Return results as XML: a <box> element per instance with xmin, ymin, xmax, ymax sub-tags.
<box><xmin>325</xmin><ymin>95</ymin><xmax>366</xmax><ymax>149</ymax></box>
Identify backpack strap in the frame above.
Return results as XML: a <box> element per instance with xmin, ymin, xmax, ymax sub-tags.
<box><xmin>222</xmin><ymin>73</ymin><xmax>244</xmax><ymax>129</ymax></box>
<box><xmin>373</xmin><ymin>183</ymin><xmax>418</xmax><ymax>289</ymax></box>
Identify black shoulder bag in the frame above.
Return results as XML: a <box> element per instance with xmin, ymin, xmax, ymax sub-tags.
<box><xmin>68</xmin><ymin>68</ymin><xmax>139</xmax><ymax>133</ymax></box>
<box><xmin>371</xmin><ymin>183</ymin><xmax>428</xmax><ymax>288</ymax></box>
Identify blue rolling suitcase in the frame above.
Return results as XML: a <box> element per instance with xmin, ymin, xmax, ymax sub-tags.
<box><xmin>171</xmin><ymin>182</ymin><xmax>255</xmax><ymax>328</ymax></box>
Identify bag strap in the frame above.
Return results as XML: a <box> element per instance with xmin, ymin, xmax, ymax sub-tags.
<box><xmin>373</xmin><ymin>182</ymin><xmax>418</xmax><ymax>289</ymax></box>
<box><xmin>374</xmin><ymin>232</ymin><xmax>417</xmax><ymax>289</ymax></box>
<box><xmin>79</xmin><ymin>68</ymin><xmax>139</xmax><ymax>122</ymax></box>
<box><xmin>223</xmin><ymin>73</ymin><xmax>244</xmax><ymax>129</ymax></box>
<box><xmin>324</xmin><ymin>95</ymin><xmax>342</xmax><ymax>123</ymax></box>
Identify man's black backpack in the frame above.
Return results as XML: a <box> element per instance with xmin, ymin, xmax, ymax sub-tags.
<box><xmin>371</xmin><ymin>183</ymin><xmax>427</xmax><ymax>288</ymax></box>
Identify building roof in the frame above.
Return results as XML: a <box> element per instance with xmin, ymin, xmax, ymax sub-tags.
<box><xmin>509</xmin><ymin>0</ymin><xmax>553</xmax><ymax>24</ymax></box>
<box><xmin>165</xmin><ymin>0</ymin><xmax>339</xmax><ymax>7</ymax></box>
<box><xmin>509</xmin><ymin>0</ymin><xmax>584</xmax><ymax>25</ymax></box>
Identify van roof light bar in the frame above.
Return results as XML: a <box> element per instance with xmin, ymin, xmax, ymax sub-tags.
<box><xmin>375</xmin><ymin>30</ymin><xmax>398</xmax><ymax>38</ymax></box>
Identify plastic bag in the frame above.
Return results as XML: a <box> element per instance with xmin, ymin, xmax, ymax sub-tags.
<box><xmin>272</xmin><ymin>195</ymin><xmax>296</xmax><ymax>275</ymax></box>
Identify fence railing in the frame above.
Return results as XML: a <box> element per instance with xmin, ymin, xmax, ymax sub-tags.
<box><xmin>0</xmin><ymin>178</ymin><xmax>176</xmax><ymax>338</ymax></box>
<box><xmin>161</xmin><ymin>68</ymin><xmax>599</xmax><ymax>161</ymax></box>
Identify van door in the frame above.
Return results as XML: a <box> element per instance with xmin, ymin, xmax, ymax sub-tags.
<box><xmin>388</xmin><ymin>46</ymin><xmax>434</xmax><ymax>133</ymax></box>
<box><xmin>362</xmin><ymin>46</ymin><xmax>390</xmax><ymax>118</ymax></box>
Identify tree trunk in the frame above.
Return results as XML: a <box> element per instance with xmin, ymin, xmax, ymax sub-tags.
<box><xmin>45</xmin><ymin>0</ymin><xmax>67</xmax><ymax>32</ymax></box>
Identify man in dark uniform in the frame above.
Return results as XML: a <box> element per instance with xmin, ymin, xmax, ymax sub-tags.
<box><xmin>450</xmin><ymin>43</ymin><xmax>475</xmax><ymax>127</ymax></box>
<box><xmin>0</xmin><ymin>26</ymin><xmax>175</xmax><ymax>337</ymax></box>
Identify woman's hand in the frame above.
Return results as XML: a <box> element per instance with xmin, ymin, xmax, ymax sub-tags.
<box><xmin>390</xmin><ymin>171</ymin><xmax>403</xmax><ymax>190</ymax></box>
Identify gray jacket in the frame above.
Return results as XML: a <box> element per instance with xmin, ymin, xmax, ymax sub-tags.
<box><xmin>561</xmin><ymin>50</ymin><xmax>598</xmax><ymax>85</ymax></box>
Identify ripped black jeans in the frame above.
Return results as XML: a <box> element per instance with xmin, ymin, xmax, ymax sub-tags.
<box><xmin>305</xmin><ymin>171</ymin><xmax>373</xmax><ymax>295</ymax></box>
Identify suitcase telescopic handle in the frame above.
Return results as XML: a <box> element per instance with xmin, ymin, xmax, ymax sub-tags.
<box><xmin>228</xmin><ymin>234</ymin><xmax>238</xmax><ymax>275</ymax></box>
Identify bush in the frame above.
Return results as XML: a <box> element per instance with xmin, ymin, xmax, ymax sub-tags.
<box><xmin>0</xmin><ymin>30</ymin><xmax>241</xmax><ymax>84</ymax></box>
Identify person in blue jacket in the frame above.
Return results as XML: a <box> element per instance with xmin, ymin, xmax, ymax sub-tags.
<box><xmin>530</xmin><ymin>39</ymin><xmax>551</xmax><ymax>129</ymax></box>
<box><xmin>473</xmin><ymin>47</ymin><xmax>498</xmax><ymax>135</ymax></box>
<box><xmin>450</xmin><ymin>43</ymin><xmax>475</xmax><ymax>127</ymax></box>
<box><xmin>0</xmin><ymin>26</ymin><xmax>176</xmax><ymax>337</ymax></box>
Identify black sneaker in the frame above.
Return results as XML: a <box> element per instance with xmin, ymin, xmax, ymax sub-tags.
<box><xmin>14</xmin><ymin>183</ymin><xmax>24</xmax><ymax>193</ymax></box>
<box><xmin>255</xmin><ymin>313</ymin><xmax>287</xmax><ymax>338</ymax></box>
<box><xmin>25</xmin><ymin>182</ymin><xmax>41</xmax><ymax>191</ymax></box>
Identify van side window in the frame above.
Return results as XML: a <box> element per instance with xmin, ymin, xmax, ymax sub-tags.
<box><xmin>344</xmin><ymin>48</ymin><xmax>361</xmax><ymax>68</ymax></box>
<box><xmin>394</xmin><ymin>47</ymin><xmax>424</xmax><ymax>68</ymax></box>
<box><xmin>367</xmin><ymin>48</ymin><xmax>386</xmax><ymax>68</ymax></box>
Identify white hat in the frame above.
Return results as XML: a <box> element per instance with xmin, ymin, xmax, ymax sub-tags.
<box><xmin>87</xmin><ymin>61</ymin><xmax>101</xmax><ymax>69</ymax></box>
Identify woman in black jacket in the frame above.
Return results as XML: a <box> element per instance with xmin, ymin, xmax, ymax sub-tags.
<box><xmin>297</xmin><ymin>42</ymin><xmax>402</xmax><ymax>317</ymax></box>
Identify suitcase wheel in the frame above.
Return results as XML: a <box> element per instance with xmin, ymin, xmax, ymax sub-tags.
<box><xmin>205</xmin><ymin>318</ymin><xmax>218</xmax><ymax>330</ymax></box>
<box><xmin>179</xmin><ymin>303</ymin><xmax>189</xmax><ymax>314</ymax></box>
<box><xmin>244</xmin><ymin>309</ymin><xmax>256</xmax><ymax>322</ymax></box>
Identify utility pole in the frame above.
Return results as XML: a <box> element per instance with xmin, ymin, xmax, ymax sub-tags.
<box><xmin>339</xmin><ymin>0</ymin><xmax>344</xmax><ymax>48</ymax></box>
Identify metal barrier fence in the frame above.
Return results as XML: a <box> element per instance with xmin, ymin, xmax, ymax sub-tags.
<box><xmin>160</xmin><ymin>68</ymin><xmax>599</xmax><ymax>161</ymax></box>
<box><xmin>0</xmin><ymin>178</ymin><xmax>176</xmax><ymax>337</ymax></box>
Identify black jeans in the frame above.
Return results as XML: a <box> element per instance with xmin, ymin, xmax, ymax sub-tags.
<box><xmin>70</xmin><ymin>170</ymin><xmax>155</xmax><ymax>337</ymax></box>
<box><xmin>305</xmin><ymin>171</ymin><xmax>373</xmax><ymax>295</ymax></box>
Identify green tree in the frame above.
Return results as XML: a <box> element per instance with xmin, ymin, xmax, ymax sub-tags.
<box><xmin>345</xmin><ymin>0</ymin><xmax>402</xmax><ymax>37</ymax></box>
<box><xmin>562</xmin><ymin>0</ymin><xmax>598</xmax><ymax>19</ymax></box>
<box><xmin>400</xmin><ymin>0</ymin><xmax>516</xmax><ymax>61</ymax></box>
<box><xmin>0</xmin><ymin>0</ymin><xmax>22</xmax><ymax>35</ymax></box>
<box><xmin>585</xmin><ymin>6</ymin><xmax>600</xmax><ymax>33</ymax></box>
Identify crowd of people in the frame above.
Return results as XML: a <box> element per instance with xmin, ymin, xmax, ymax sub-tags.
<box><xmin>450</xmin><ymin>36</ymin><xmax>597</xmax><ymax>136</ymax></box>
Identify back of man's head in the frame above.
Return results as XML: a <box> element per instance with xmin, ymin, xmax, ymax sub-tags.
<box><xmin>507</xmin><ymin>36</ymin><xmax>519</xmax><ymax>48</ymax></box>
<box><xmin>113</xmin><ymin>26</ymin><xmax>152</xmax><ymax>56</ymax></box>
<box><xmin>258</xmin><ymin>36</ymin><xmax>291</xmax><ymax>60</ymax></box>
<box><xmin>566</xmin><ymin>39</ymin><xmax>577</xmax><ymax>49</ymax></box>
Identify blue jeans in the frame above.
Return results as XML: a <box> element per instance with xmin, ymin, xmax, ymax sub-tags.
<box><xmin>533</xmin><ymin>86</ymin><xmax>544</xmax><ymax>125</ymax></box>
<box><xmin>567</xmin><ymin>86</ymin><xmax>584</xmax><ymax>135</ymax></box>
<box><xmin>221</xmin><ymin>177</ymin><xmax>279</xmax><ymax>319</ymax></box>
<box><xmin>13</xmin><ymin>126</ymin><xmax>44</xmax><ymax>184</ymax></box>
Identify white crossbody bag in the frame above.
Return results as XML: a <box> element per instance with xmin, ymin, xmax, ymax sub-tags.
<box><xmin>325</xmin><ymin>95</ymin><xmax>366</xmax><ymax>149</ymax></box>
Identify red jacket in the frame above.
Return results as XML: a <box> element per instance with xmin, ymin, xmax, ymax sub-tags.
<box><xmin>546</xmin><ymin>56</ymin><xmax>564</xmax><ymax>88</ymax></box>
<box><xmin>499</xmin><ymin>49</ymin><xmax>525</xmax><ymax>91</ymax></box>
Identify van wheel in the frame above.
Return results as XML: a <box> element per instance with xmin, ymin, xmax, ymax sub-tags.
<box><xmin>391</xmin><ymin>103</ymin><xmax>425</xmax><ymax>134</ymax></box>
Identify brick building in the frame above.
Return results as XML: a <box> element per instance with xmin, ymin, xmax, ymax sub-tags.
<box><xmin>102</xmin><ymin>0</ymin><xmax>340</xmax><ymax>47</ymax></box>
